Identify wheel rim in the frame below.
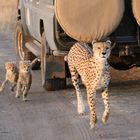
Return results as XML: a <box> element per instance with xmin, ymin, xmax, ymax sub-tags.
<box><xmin>17</xmin><ymin>31</ymin><xmax>25</xmax><ymax>60</ymax></box>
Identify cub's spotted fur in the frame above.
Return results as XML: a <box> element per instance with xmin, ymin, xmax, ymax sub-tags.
<box><xmin>0</xmin><ymin>62</ymin><xmax>18</xmax><ymax>92</ymax></box>
<box><xmin>67</xmin><ymin>41</ymin><xmax>111</xmax><ymax>128</ymax></box>
<box><xmin>16</xmin><ymin>61</ymin><xmax>32</xmax><ymax>101</ymax></box>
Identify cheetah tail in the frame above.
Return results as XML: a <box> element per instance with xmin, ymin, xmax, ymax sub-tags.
<box><xmin>64</xmin><ymin>55</ymin><xmax>68</xmax><ymax>62</ymax></box>
<box><xmin>31</xmin><ymin>57</ymin><xmax>40</xmax><ymax>68</ymax></box>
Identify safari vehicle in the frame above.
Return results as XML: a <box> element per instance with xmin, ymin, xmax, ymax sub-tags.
<box><xmin>15</xmin><ymin>0</ymin><xmax>140</xmax><ymax>91</ymax></box>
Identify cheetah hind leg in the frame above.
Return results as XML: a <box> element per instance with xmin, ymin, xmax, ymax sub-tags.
<box><xmin>69</xmin><ymin>65</ymin><xmax>85</xmax><ymax>115</ymax></box>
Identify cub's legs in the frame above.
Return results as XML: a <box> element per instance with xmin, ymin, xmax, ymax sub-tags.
<box><xmin>101</xmin><ymin>88</ymin><xmax>110</xmax><ymax>124</ymax></box>
<box><xmin>23</xmin><ymin>87</ymin><xmax>28</xmax><ymax>101</ymax></box>
<box><xmin>87</xmin><ymin>87</ymin><xmax>97</xmax><ymax>128</ymax></box>
<box><xmin>0</xmin><ymin>80</ymin><xmax>8</xmax><ymax>92</ymax></box>
<box><xmin>69</xmin><ymin>65</ymin><xmax>85</xmax><ymax>114</ymax></box>
<box><xmin>10</xmin><ymin>83</ymin><xmax>17</xmax><ymax>92</ymax></box>
<box><xmin>15</xmin><ymin>83</ymin><xmax>22</xmax><ymax>98</ymax></box>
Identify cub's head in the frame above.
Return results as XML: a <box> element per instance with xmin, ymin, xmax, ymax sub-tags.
<box><xmin>92</xmin><ymin>40</ymin><xmax>111</xmax><ymax>59</ymax></box>
<box><xmin>5</xmin><ymin>62</ymin><xmax>17</xmax><ymax>73</ymax></box>
<box><xmin>19</xmin><ymin>61</ymin><xmax>31</xmax><ymax>73</ymax></box>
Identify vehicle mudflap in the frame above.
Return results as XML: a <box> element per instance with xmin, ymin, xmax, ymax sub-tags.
<box><xmin>45</xmin><ymin>55</ymin><xmax>65</xmax><ymax>79</ymax></box>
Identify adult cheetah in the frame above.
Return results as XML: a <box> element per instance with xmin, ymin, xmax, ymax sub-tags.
<box><xmin>67</xmin><ymin>40</ymin><xmax>112</xmax><ymax>128</ymax></box>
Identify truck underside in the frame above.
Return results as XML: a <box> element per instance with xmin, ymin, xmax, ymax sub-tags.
<box><xmin>55</xmin><ymin>0</ymin><xmax>140</xmax><ymax>70</ymax></box>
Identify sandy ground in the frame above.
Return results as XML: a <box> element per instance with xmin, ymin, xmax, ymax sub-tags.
<box><xmin>0</xmin><ymin>2</ymin><xmax>140</xmax><ymax>139</ymax></box>
<box><xmin>0</xmin><ymin>33</ymin><xmax>140</xmax><ymax>140</ymax></box>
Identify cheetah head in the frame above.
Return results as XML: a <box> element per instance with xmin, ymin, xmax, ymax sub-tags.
<box><xmin>92</xmin><ymin>40</ymin><xmax>111</xmax><ymax>60</ymax></box>
<box><xmin>19</xmin><ymin>61</ymin><xmax>31</xmax><ymax>73</ymax></box>
<box><xmin>5</xmin><ymin>62</ymin><xmax>17</xmax><ymax>73</ymax></box>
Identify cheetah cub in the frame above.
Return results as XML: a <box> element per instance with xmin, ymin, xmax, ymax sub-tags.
<box><xmin>0</xmin><ymin>62</ymin><xmax>18</xmax><ymax>92</ymax></box>
<box><xmin>15</xmin><ymin>61</ymin><xmax>32</xmax><ymax>101</ymax></box>
<box><xmin>67</xmin><ymin>40</ymin><xmax>112</xmax><ymax>128</ymax></box>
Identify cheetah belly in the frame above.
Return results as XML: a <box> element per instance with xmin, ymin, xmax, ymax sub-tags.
<box><xmin>96</xmin><ymin>72</ymin><xmax>110</xmax><ymax>90</ymax></box>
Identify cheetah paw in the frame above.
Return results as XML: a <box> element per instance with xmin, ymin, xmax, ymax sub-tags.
<box><xmin>90</xmin><ymin>116</ymin><xmax>97</xmax><ymax>129</ymax></box>
<box><xmin>15</xmin><ymin>94</ymin><xmax>20</xmax><ymax>98</ymax></box>
<box><xmin>90</xmin><ymin>122</ymin><xmax>96</xmax><ymax>129</ymax></box>
<box><xmin>78</xmin><ymin>104</ymin><xmax>85</xmax><ymax>115</ymax></box>
<box><xmin>23</xmin><ymin>98</ymin><xmax>28</xmax><ymax>102</ymax></box>
<box><xmin>102</xmin><ymin>112</ymin><xmax>109</xmax><ymax>124</ymax></box>
<box><xmin>10</xmin><ymin>87</ymin><xmax>14</xmax><ymax>92</ymax></box>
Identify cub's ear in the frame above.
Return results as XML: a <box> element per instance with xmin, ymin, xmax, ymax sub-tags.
<box><xmin>5</xmin><ymin>63</ymin><xmax>8</xmax><ymax>69</ymax></box>
<box><xmin>5</xmin><ymin>62</ymin><xmax>8</xmax><ymax>66</ymax></box>
<box><xmin>92</xmin><ymin>40</ymin><xmax>97</xmax><ymax>45</ymax></box>
<box><xmin>106</xmin><ymin>40</ymin><xmax>111</xmax><ymax>45</ymax></box>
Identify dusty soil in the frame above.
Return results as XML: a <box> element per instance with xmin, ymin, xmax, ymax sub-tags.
<box><xmin>0</xmin><ymin>33</ymin><xmax>140</xmax><ymax>140</ymax></box>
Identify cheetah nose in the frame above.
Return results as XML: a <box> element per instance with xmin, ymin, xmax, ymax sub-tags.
<box><xmin>102</xmin><ymin>52</ymin><xmax>106</xmax><ymax>55</ymax></box>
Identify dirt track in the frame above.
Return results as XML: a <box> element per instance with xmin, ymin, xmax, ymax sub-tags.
<box><xmin>0</xmin><ymin>33</ymin><xmax>140</xmax><ymax>140</ymax></box>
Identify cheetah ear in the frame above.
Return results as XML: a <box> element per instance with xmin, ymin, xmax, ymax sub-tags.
<box><xmin>92</xmin><ymin>40</ymin><xmax>96</xmax><ymax>45</ymax></box>
<box><xmin>106</xmin><ymin>40</ymin><xmax>111</xmax><ymax>46</ymax></box>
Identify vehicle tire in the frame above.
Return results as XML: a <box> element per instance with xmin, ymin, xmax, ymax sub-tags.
<box><xmin>41</xmin><ymin>32</ymin><xmax>66</xmax><ymax>91</ymax></box>
<box><xmin>15</xmin><ymin>20</ymin><xmax>40</xmax><ymax>70</ymax></box>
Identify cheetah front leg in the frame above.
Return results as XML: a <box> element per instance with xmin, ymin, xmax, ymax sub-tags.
<box><xmin>101</xmin><ymin>88</ymin><xmax>110</xmax><ymax>124</ymax></box>
<box><xmin>23</xmin><ymin>87</ymin><xmax>28</xmax><ymax>102</ymax></box>
<box><xmin>69</xmin><ymin>65</ymin><xmax>85</xmax><ymax>115</ymax></box>
<box><xmin>87</xmin><ymin>87</ymin><xmax>97</xmax><ymax>129</ymax></box>
<box><xmin>0</xmin><ymin>79</ymin><xmax>8</xmax><ymax>92</ymax></box>
<box><xmin>15</xmin><ymin>83</ymin><xmax>22</xmax><ymax>98</ymax></box>
<box><xmin>10</xmin><ymin>83</ymin><xmax>17</xmax><ymax>92</ymax></box>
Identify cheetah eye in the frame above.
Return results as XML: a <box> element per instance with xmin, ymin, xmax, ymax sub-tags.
<box><xmin>97</xmin><ymin>47</ymin><xmax>100</xmax><ymax>49</ymax></box>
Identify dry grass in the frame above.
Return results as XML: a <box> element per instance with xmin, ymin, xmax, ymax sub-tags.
<box><xmin>0</xmin><ymin>0</ymin><xmax>18</xmax><ymax>34</ymax></box>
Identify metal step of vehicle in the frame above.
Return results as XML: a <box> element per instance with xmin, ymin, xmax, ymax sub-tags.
<box><xmin>53</xmin><ymin>50</ymin><xmax>68</xmax><ymax>56</ymax></box>
<box><xmin>25</xmin><ymin>40</ymin><xmax>68</xmax><ymax>57</ymax></box>
<box><xmin>25</xmin><ymin>41</ymin><xmax>41</xmax><ymax>56</ymax></box>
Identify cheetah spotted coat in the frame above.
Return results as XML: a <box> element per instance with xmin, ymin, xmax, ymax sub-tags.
<box><xmin>67</xmin><ymin>41</ymin><xmax>111</xmax><ymax>128</ymax></box>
